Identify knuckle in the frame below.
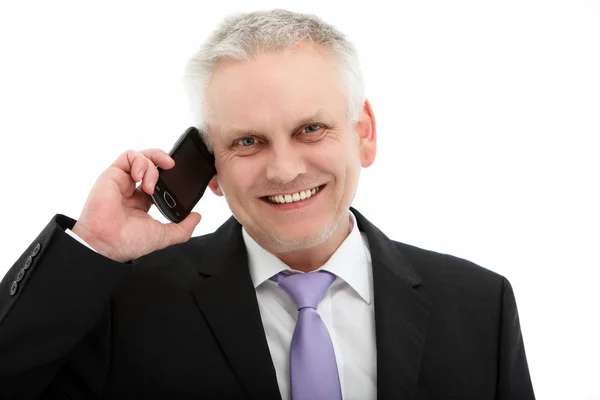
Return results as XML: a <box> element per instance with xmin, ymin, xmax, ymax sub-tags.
<box><xmin>105</xmin><ymin>165</ymin><xmax>124</xmax><ymax>180</ymax></box>
<box><xmin>124</xmin><ymin>150</ymin><xmax>140</xmax><ymax>167</ymax></box>
<box><xmin>124</xmin><ymin>149</ymin><xmax>138</xmax><ymax>160</ymax></box>
<box><xmin>139</xmin><ymin>157</ymin><xmax>149</xmax><ymax>171</ymax></box>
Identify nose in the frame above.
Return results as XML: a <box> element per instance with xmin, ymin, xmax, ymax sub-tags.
<box><xmin>266</xmin><ymin>140</ymin><xmax>306</xmax><ymax>184</ymax></box>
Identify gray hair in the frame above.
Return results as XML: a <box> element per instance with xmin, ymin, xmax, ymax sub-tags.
<box><xmin>181</xmin><ymin>9</ymin><xmax>365</xmax><ymax>151</ymax></box>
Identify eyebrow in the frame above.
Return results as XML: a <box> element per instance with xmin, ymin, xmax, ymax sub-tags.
<box><xmin>221</xmin><ymin>109</ymin><xmax>336</xmax><ymax>139</ymax></box>
<box><xmin>294</xmin><ymin>109</ymin><xmax>335</xmax><ymax>128</ymax></box>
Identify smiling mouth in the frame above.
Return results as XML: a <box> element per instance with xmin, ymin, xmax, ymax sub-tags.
<box><xmin>263</xmin><ymin>185</ymin><xmax>324</xmax><ymax>204</ymax></box>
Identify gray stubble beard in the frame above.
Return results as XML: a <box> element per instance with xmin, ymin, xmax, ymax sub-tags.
<box><xmin>247</xmin><ymin>207</ymin><xmax>349</xmax><ymax>256</ymax></box>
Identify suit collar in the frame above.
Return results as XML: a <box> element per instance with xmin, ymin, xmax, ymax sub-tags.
<box><xmin>190</xmin><ymin>217</ymin><xmax>282</xmax><ymax>400</ymax></box>
<box><xmin>241</xmin><ymin>209</ymin><xmax>372</xmax><ymax>304</ymax></box>
<box><xmin>351</xmin><ymin>208</ymin><xmax>422</xmax><ymax>287</ymax></box>
<box><xmin>191</xmin><ymin>208</ymin><xmax>431</xmax><ymax>400</ymax></box>
<box><xmin>352</xmin><ymin>208</ymin><xmax>431</xmax><ymax>400</ymax></box>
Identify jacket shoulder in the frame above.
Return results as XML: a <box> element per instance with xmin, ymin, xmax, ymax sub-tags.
<box><xmin>138</xmin><ymin>215</ymin><xmax>242</xmax><ymax>269</ymax></box>
<box><xmin>392</xmin><ymin>240</ymin><xmax>506</xmax><ymax>294</ymax></box>
<box><xmin>138</xmin><ymin>231</ymin><xmax>217</xmax><ymax>264</ymax></box>
<box><xmin>130</xmin><ymin>231</ymin><xmax>221</xmax><ymax>284</ymax></box>
<box><xmin>132</xmin><ymin>216</ymin><xmax>243</xmax><ymax>281</ymax></box>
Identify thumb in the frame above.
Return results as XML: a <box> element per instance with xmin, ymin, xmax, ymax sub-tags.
<box><xmin>163</xmin><ymin>212</ymin><xmax>202</xmax><ymax>246</ymax></box>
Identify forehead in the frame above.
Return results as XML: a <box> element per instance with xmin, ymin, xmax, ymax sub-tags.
<box><xmin>204</xmin><ymin>46</ymin><xmax>346</xmax><ymax>134</ymax></box>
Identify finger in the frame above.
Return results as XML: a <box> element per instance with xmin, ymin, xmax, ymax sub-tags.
<box><xmin>109</xmin><ymin>149</ymin><xmax>174</xmax><ymax>199</ymax></box>
<box><xmin>102</xmin><ymin>166</ymin><xmax>137</xmax><ymax>198</ymax></box>
<box><xmin>160</xmin><ymin>212</ymin><xmax>202</xmax><ymax>247</ymax></box>
<box><xmin>130</xmin><ymin>153</ymin><xmax>149</xmax><ymax>183</ymax></box>
<box><xmin>105</xmin><ymin>150</ymin><xmax>151</xmax><ymax>197</ymax></box>
<box><xmin>112</xmin><ymin>149</ymin><xmax>174</xmax><ymax>177</ymax></box>
<box><xmin>139</xmin><ymin>149</ymin><xmax>175</xmax><ymax>170</ymax></box>
<box><xmin>139</xmin><ymin>157</ymin><xmax>158</xmax><ymax>195</ymax></box>
<box><xmin>112</xmin><ymin>150</ymin><xmax>142</xmax><ymax>175</ymax></box>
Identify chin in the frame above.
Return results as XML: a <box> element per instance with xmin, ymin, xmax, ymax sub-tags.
<box><xmin>261</xmin><ymin>217</ymin><xmax>341</xmax><ymax>252</ymax></box>
<box><xmin>265</xmin><ymin>232</ymin><xmax>330</xmax><ymax>254</ymax></box>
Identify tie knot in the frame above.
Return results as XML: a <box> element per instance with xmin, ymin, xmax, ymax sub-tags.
<box><xmin>276</xmin><ymin>271</ymin><xmax>336</xmax><ymax>310</ymax></box>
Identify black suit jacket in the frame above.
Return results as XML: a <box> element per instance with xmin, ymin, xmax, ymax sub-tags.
<box><xmin>0</xmin><ymin>208</ymin><xmax>535</xmax><ymax>399</ymax></box>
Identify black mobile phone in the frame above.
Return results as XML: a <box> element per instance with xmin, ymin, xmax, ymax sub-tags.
<box><xmin>150</xmin><ymin>126</ymin><xmax>216</xmax><ymax>223</ymax></box>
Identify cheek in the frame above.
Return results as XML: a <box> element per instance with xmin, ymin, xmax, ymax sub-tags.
<box><xmin>219</xmin><ymin>158</ymin><xmax>262</xmax><ymax>196</ymax></box>
<box><xmin>316</xmin><ymin>135</ymin><xmax>359</xmax><ymax>175</ymax></box>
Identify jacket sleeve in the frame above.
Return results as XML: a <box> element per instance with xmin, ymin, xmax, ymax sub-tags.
<box><xmin>0</xmin><ymin>214</ymin><xmax>134</xmax><ymax>399</ymax></box>
<box><xmin>496</xmin><ymin>277</ymin><xmax>536</xmax><ymax>399</ymax></box>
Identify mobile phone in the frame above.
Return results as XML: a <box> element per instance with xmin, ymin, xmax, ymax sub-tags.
<box><xmin>150</xmin><ymin>126</ymin><xmax>216</xmax><ymax>223</ymax></box>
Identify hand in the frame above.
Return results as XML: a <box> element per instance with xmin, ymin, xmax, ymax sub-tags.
<box><xmin>72</xmin><ymin>149</ymin><xmax>202</xmax><ymax>262</ymax></box>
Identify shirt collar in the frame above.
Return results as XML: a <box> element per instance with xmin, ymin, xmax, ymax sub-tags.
<box><xmin>242</xmin><ymin>210</ymin><xmax>372</xmax><ymax>304</ymax></box>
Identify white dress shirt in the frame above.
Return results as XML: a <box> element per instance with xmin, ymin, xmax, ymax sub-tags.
<box><xmin>242</xmin><ymin>211</ymin><xmax>377</xmax><ymax>400</ymax></box>
<box><xmin>66</xmin><ymin>211</ymin><xmax>377</xmax><ymax>399</ymax></box>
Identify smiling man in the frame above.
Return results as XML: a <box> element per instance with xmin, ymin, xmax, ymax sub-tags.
<box><xmin>0</xmin><ymin>9</ymin><xmax>535</xmax><ymax>400</ymax></box>
<box><xmin>203</xmin><ymin>43</ymin><xmax>374</xmax><ymax>272</ymax></box>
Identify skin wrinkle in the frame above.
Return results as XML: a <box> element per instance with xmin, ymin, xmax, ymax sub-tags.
<box><xmin>205</xmin><ymin>44</ymin><xmax>376</xmax><ymax>272</ymax></box>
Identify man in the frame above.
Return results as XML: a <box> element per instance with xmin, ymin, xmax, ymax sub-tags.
<box><xmin>0</xmin><ymin>9</ymin><xmax>535</xmax><ymax>400</ymax></box>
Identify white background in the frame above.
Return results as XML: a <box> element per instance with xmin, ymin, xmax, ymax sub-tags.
<box><xmin>1</xmin><ymin>0</ymin><xmax>599</xmax><ymax>398</ymax></box>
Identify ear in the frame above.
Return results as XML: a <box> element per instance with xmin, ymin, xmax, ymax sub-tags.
<box><xmin>356</xmin><ymin>99</ymin><xmax>377</xmax><ymax>168</ymax></box>
<box><xmin>208</xmin><ymin>175</ymin><xmax>223</xmax><ymax>196</ymax></box>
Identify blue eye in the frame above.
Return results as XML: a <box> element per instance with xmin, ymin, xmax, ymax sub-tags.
<box><xmin>238</xmin><ymin>137</ymin><xmax>256</xmax><ymax>147</ymax></box>
<box><xmin>303</xmin><ymin>124</ymin><xmax>322</xmax><ymax>134</ymax></box>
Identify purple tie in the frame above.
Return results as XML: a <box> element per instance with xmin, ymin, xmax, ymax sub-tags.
<box><xmin>275</xmin><ymin>271</ymin><xmax>343</xmax><ymax>400</ymax></box>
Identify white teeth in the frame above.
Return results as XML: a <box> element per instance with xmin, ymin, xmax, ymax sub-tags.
<box><xmin>267</xmin><ymin>186</ymin><xmax>321</xmax><ymax>204</ymax></box>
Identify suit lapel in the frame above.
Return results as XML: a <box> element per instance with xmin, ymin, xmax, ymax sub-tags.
<box><xmin>190</xmin><ymin>218</ymin><xmax>281</xmax><ymax>400</ymax></box>
<box><xmin>188</xmin><ymin>209</ymin><xmax>430</xmax><ymax>400</ymax></box>
<box><xmin>353</xmin><ymin>208</ymin><xmax>431</xmax><ymax>400</ymax></box>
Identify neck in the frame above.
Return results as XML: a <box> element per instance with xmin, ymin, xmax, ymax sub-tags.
<box><xmin>273</xmin><ymin>212</ymin><xmax>353</xmax><ymax>272</ymax></box>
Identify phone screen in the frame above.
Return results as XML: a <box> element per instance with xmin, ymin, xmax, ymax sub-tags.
<box><xmin>159</xmin><ymin>131</ymin><xmax>214</xmax><ymax>210</ymax></box>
